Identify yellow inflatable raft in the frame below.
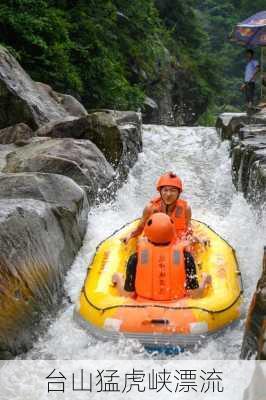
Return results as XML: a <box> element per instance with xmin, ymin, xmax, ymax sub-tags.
<box><xmin>74</xmin><ymin>220</ymin><xmax>243</xmax><ymax>347</ymax></box>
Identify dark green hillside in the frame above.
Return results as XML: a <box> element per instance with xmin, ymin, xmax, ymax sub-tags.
<box><xmin>0</xmin><ymin>0</ymin><xmax>264</xmax><ymax>122</ymax></box>
<box><xmin>195</xmin><ymin>0</ymin><xmax>264</xmax><ymax>123</ymax></box>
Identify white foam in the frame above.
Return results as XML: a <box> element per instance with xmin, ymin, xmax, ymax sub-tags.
<box><xmin>25</xmin><ymin>125</ymin><xmax>265</xmax><ymax>361</ymax></box>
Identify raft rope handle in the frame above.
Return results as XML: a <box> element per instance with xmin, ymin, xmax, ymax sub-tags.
<box><xmin>82</xmin><ymin>219</ymin><xmax>244</xmax><ymax>315</ymax></box>
<box><xmin>82</xmin><ymin>219</ymin><xmax>140</xmax><ymax>282</ymax></box>
<box><xmin>82</xmin><ymin>286</ymin><xmax>243</xmax><ymax>315</ymax></box>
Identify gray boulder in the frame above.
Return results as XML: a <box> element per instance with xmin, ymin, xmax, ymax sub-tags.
<box><xmin>0</xmin><ymin>46</ymin><xmax>69</xmax><ymax>129</ymax></box>
<box><xmin>216</xmin><ymin>110</ymin><xmax>266</xmax><ymax>362</ymax></box>
<box><xmin>216</xmin><ymin>112</ymin><xmax>266</xmax><ymax>140</ymax></box>
<box><xmin>35</xmin><ymin>111</ymin><xmax>142</xmax><ymax>178</ymax></box>
<box><xmin>35</xmin><ymin>112</ymin><xmax>126</xmax><ymax>167</ymax></box>
<box><xmin>3</xmin><ymin>138</ymin><xmax>115</xmax><ymax>205</ymax></box>
<box><xmin>239</xmin><ymin>124</ymin><xmax>266</xmax><ymax>140</ymax></box>
<box><xmin>0</xmin><ymin>123</ymin><xmax>34</xmax><ymax>145</ymax></box>
<box><xmin>0</xmin><ymin>144</ymin><xmax>16</xmax><ymax>172</ymax></box>
<box><xmin>84</xmin><ymin>112</ymin><xmax>126</xmax><ymax>167</ymax></box>
<box><xmin>0</xmin><ymin>48</ymin><xmax>88</xmax><ymax>131</ymax></box>
<box><xmin>216</xmin><ymin>113</ymin><xmax>248</xmax><ymax>140</ymax></box>
<box><xmin>58</xmin><ymin>93</ymin><xmax>88</xmax><ymax>117</ymax></box>
<box><xmin>247</xmin><ymin>154</ymin><xmax>266</xmax><ymax>206</ymax></box>
<box><xmin>231</xmin><ymin>137</ymin><xmax>266</xmax><ymax>195</ymax></box>
<box><xmin>35</xmin><ymin>82</ymin><xmax>88</xmax><ymax>118</ymax></box>
<box><xmin>35</xmin><ymin>116</ymin><xmax>87</xmax><ymax>139</ymax></box>
<box><xmin>84</xmin><ymin>111</ymin><xmax>142</xmax><ymax>181</ymax></box>
<box><xmin>0</xmin><ymin>173</ymin><xmax>88</xmax><ymax>357</ymax></box>
<box><xmin>83</xmin><ymin>111</ymin><xmax>142</xmax><ymax>183</ymax></box>
<box><xmin>142</xmin><ymin>96</ymin><xmax>159</xmax><ymax>125</ymax></box>
<box><xmin>117</xmin><ymin>123</ymin><xmax>142</xmax><ymax>180</ymax></box>
<box><xmin>217</xmin><ymin>110</ymin><xmax>266</xmax><ymax>206</ymax></box>
<box><xmin>102</xmin><ymin>109</ymin><xmax>142</xmax><ymax>130</ymax></box>
<box><xmin>241</xmin><ymin>248</ymin><xmax>266</xmax><ymax>360</ymax></box>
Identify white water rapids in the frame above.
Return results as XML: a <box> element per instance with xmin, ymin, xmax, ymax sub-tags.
<box><xmin>24</xmin><ymin>125</ymin><xmax>265</xmax><ymax>360</ymax></box>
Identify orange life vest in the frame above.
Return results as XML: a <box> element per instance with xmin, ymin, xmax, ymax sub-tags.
<box><xmin>149</xmin><ymin>196</ymin><xmax>189</xmax><ymax>238</ymax></box>
<box><xmin>135</xmin><ymin>238</ymin><xmax>186</xmax><ymax>301</ymax></box>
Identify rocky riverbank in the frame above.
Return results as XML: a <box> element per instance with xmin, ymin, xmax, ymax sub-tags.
<box><xmin>216</xmin><ymin>109</ymin><xmax>266</xmax><ymax>360</ymax></box>
<box><xmin>0</xmin><ymin>46</ymin><xmax>142</xmax><ymax>358</ymax></box>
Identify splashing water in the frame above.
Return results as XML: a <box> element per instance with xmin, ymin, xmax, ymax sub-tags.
<box><xmin>25</xmin><ymin>125</ymin><xmax>265</xmax><ymax>360</ymax></box>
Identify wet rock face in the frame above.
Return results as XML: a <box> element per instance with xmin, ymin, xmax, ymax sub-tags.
<box><xmin>107</xmin><ymin>110</ymin><xmax>142</xmax><ymax>129</ymax></box>
<box><xmin>216</xmin><ymin>110</ymin><xmax>266</xmax><ymax>361</ymax></box>
<box><xmin>0</xmin><ymin>45</ymin><xmax>142</xmax><ymax>186</ymax></box>
<box><xmin>217</xmin><ymin>111</ymin><xmax>266</xmax><ymax>207</ymax></box>
<box><xmin>241</xmin><ymin>250</ymin><xmax>266</xmax><ymax>360</ymax></box>
<box><xmin>0</xmin><ymin>46</ymin><xmax>68</xmax><ymax>129</ymax></box>
<box><xmin>35</xmin><ymin>82</ymin><xmax>88</xmax><ymax>118</ymax></box>
<box><xmin>86</xmin><ymin>110</ymin><xmax>142</xmax><ymax>181</ymax></box>
<box><xmin>0</xmin><ymin>123</ymin><xmax>34</xmax><ymax>145</ymax></box>
<box><xmin>0</xmin><ymin>45</ymin><xmax>143</xmax><ymax>358</ymax></box>
<box><xmin>231</xmin><ymin>137</ymin><xmax>266</xmax><ymax>200</ymax></box>
<box><xmin>142</xmin><ymin>96</ymin><xmax>159</xmax><ymax>124</ymax></box>
<box><xmin>34</xmin><ymin>110</ymin><xmax>142</xmax><ymax>181</ymax></box>
<box><xmin>117</xmin><ymin>123</ymin><xmax>142</xmax><ymax>180</ymax></box>
<box><xmin>171</xmin><ymin>69</ymin><xmax>208</xmax><ymax>126</ymax></box>
<box><xmin>59</xmin><ymin>93</ymin><xmax>88</xmax><ymax>117</ymax></box>
<box><xmin>36</xmin><ymin>113</ymin><xmax>123</xmax><ymax>167</ymax></box>
<box><xmin>143</xmin><ymin>64</ymin><xmax>208</xmax><ymax>126</ymax></box>
<box><xmin>0</xmin><ymin>47</ymin><xmax>87</xmax><ymax>129</ymax></box>
<box><xmin>216</xmin><ymin>112</ymin><xmax>266</xmax><ymax>141</ymax></box>
<box><xmin>84</xmin><ymin>111</ymin><xmax>142</xmax><ymax>177</ymax></box>
<box><xmin>216</xmin><ymin>113</ymin><xmax>248</xmax><ymax>140</ymax></box>
<box><xmin>35</xmin><ymin>116</ymin><xmax>90</xmax><ymax>139</ymax></box>
<box><xmin>258</xmin><ymin>322</ymin><xmax>266</xmax><ymax>359</ymax></box>
<box><xmin>0</xmin><ymin>173</ymin><xmax>88</xmax><ymax>358</ymax></box>
<box><xmin>3</xmin><ymin>138</ymin><xmax>115</xmax><ymax>205</ymax></box>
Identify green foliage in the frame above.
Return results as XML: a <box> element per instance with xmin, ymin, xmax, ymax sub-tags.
<box><xmin>197</xmin><ymin>108</ymin><xmax>217</xmax><ymax>126</ymax></box>
<box><xmin>0</xmin><ymin>0</ymin><xmax>81</xmax><ymax>91</ymax></box>
<box><xmin>155</xmin><ymin>0</ymin><xmax>223</xmax><ymax>115</ymax></box>
<box><xmin>240</xmin><ymin>0</ymin><xmax>266</xmax><ymax>17</ymax></box>
<box><xmin>1</xmin><ymin>0</ymin><xmax>261</xmax><ymax>117</ymax></box>
<box><xmin>0</xmin><ymin>0</ymin><xmax>167</xmax><ymax>110</ymax></box>
<box><xmin>194</xmin><ymin>0</ymin><xmax>264</xmax><ymax>116</ymax></box>
<box><xmin>65</xmin><ymin>0</ymin><xmax>167</xmax><ymax>109</ymax></box>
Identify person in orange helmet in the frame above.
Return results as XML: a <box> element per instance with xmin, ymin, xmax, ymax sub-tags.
<box><xmin>113</xmin><ymin>213</ymin><xmax>211</xmax><ymax>299</ymax></box>
<box><xmin>121</xmin><ymin>172</ymin><xmax>194</xmax><ymax>245</ymax></box>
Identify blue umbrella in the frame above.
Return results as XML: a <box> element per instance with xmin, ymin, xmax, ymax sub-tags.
<box><xmin>232</xmin><ymin>11</ymin><xmax>266</xmax><ymax>102</ymax></box>
<box><xmin>232</xmin><ymin>11</ymin><xmax>266</xmax><ymax>47</ymax></box>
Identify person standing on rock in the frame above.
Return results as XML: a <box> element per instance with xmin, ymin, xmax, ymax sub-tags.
<box><xmin>240</xmin><ymin>49</ymin><xmax>260</xmax><ymax>109</ymax></box>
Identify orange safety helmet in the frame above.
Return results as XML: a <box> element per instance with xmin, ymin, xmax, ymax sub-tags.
<box><xmin>156</xmin><ymin>172</ymin><xmax>183</xmax><ymax>192</ymax></box>
<box><xmin>144</xmin><ymin>212</ymin><xmax>175</xmax><ymax>244</ymax></box>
